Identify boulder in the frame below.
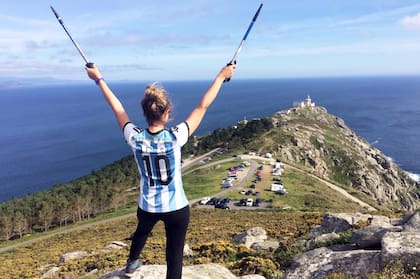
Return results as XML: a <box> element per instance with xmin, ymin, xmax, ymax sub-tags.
<box><xmin>59</xmin><ymin>251</ymin><xmax>88</xmax><ymax>263</ymax></box>
<box><xmin>283</xmin><ymin>247</ymin><xmax>381</xmax><ymax>279</ymax></box>
<box><xmin>98</xmin><ymin>263</ymin><xmax>266</xmax><ymax>279</ymax></box>
<box><xmin>370</xmin><ymin>215</ymin><xmax>392</xmax><ymax>228</ymax></box>
<box><xmin>311</xmin><ymin>213</ymin><xmax>372</xmax><ymax>236</ymax></box>
<box><xmin>351</xmin><ymin>225</ymin><xmax>402</xmax><ymax>249</ymax></box>
<box><xmin>233</xmin><ymin>227</ymin><xmax>267</xmax><ymax>248</ymax></box>
<box><xmin>105</xmin><ymin>241</ymin><xmax>128</xmax><ymax>250</ymax></box>
<box><xmin>403</xmin><ymin>212</ymin><xmax>420</xmax><ymax>232</ymax></box>
<box><xmin>381</xmin><ymin>232</ymin><xmax>420</xmax><ymax>269</ymax></box>
<box><xmin>250</xmin><ymin>240</ymin><xmax>279</xmax><ymax>251</ymax></box>
<box><xmin>40</xmin><ymin>266</ymin><xmax>60</xmax><ymax>279</ymax></box>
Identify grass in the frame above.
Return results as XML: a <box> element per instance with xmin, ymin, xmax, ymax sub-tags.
<box><xmin>0</xmin><ymin>209</ymin><xmax>322</xmax><ymax>279</ymax></box>
<box><xmin>183</xmin><ymin>161</ymin><xmax>235</xmax><ymax>200</ymax></box>
<box><xmin>0</xmin><ymin>206</ymin><xmax>138</xmax><ymax>250</ymax></box>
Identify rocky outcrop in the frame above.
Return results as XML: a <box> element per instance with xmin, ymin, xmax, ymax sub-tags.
<box><xmin>284</xmin><ymin>212</ymin><xmax>420</xmax><ymax>279</ymax></box>
<box><xmin>233</xmin><ymin>227</ymin><xmax>267</xmax><ymax>248</ymax></box>
<box><xmin>271</xmin><ymin>106</ymin><xmax>419</xmax><ymax>211</ymax></box>
<box><xmin>285</xmin><ymin>248</ymin><xmax>382</xmax><ymax>279</ymax></box>
<box><xmin>382</xmin><ymin>231</ymin><xmax>420</xmax><ymax>268</ymax></box>
<box><xmin>40</xmin><ymin>267</ymin><xmax>60</xmax><ymax>279</ymax></box>
<box><xmin>99</xmin><ymin>263</ymin><xmax>265</xmax><ymax>279</ymax></box>
<box><xmin>59</xmin><ymin>251</ymin><xmax>88</xmax><ymax>263</ymax></box>
<box><xmin>233</xmin><ymin>227</ymin><xmax>279</xmax><ymax>250</ymax></box>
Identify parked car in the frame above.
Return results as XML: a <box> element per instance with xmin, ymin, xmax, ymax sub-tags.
<box><xmin>237</xmin><ymin>198</ymin><xmax>247</xmax><ymax>206</ymax></box>
<box><xmin>215</xmin><ymin>203</ymin><xmax>229</xmax><ymax>210</ymax></box>
<box><xmin>215</xmin><ymin>198</ymin><xmax>230</xmax><ymax>210</ymax></box>
<box><xmin>207</xmin><ymin>198</ymin><xmax>218</xmax><ymax>205</ymax></box>
<box><xmin>221</xmin><ymin>198</ymin><xmax>230</xmax><ymax>204</ymax></box>
<box><xmin>276</xmin><ymin>188</ymin><xmax>288</xmax><ymax>195</ymax></box>
<box><xmin>253</xmin><ymin>198</ymin><xmax>261</xmax><ymax>207</ymax></box>
<box><xmin>221</xmin><ymin>179</ymin><xmax>233</xmax><ymax>188</ymax></box>
<box><xmin>245</xmin><ymin>190</ymin><xmax>253</xmax><ymax>196</ymax></box>
<box><xmin>200</xmin><ymin>197</ymin><xmax>211</xmax><ymax>205</ymax></box>
<box><xmin>240</xmin><ymin>190</ymin><xmax>246</xmax><ymax>195</ymax></box>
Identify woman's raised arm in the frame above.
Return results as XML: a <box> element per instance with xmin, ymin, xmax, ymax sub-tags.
<box><xmin>86</xmin><ymin>65</ymin><xmax>130</xmax><ymax>130</ymax></box>
<box><xmin>185</xmin><ymin>64</ymin><xmax>236</xmax><ymax>135</ymax></box>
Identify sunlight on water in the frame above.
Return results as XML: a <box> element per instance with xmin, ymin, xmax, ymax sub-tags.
<box><xmin>407</xmin><ymin>172</ymin><xmax>420</xmax><ymax>183</ymax></box>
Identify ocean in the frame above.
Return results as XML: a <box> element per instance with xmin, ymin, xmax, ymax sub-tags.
<box><xmin>0</xmin><ymin>76</ymin><xmax>419</xmax><ymax>202</ymax></box>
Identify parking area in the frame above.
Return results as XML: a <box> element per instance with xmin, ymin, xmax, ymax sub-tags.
<box><xmin>196</xmin><ymin>197</ymin><xmax>272</xmax><ymax>210</ymax></box>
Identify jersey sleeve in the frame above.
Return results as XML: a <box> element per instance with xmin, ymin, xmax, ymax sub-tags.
<box><xmin>123</xmin><ymin>122</ymin><xmax>141</xmax><ymax>149</ymax></box>
<box><xmin>172</xmin><ymin>122</ymin><xmax>189</xmax><ymax>147</ymax></box>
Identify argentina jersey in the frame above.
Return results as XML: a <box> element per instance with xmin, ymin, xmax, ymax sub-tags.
<box><xmin>124</xmin><ymin>122</ymin><xmax>189</xmax><ymax>213</ymax></box>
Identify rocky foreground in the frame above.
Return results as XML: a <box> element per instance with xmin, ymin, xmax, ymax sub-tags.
<box><xmin>99</xmin><ymin>263</ymin><xmax>264</xmax><ymax>279</ymax></box>
<box><xmin>77</xmin><ymin>212</ymin><xmax>419</xmax><ymax>279</ymax></box>
<box><xmin>283</xmin><ymin>211</ymin><xmax>420</xmax><ymax>278</ymax></box>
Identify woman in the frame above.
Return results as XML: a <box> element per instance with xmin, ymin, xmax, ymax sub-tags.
<box><xmin>85</xmin><ymin>64</ymin><xmax>236</xmax><ymax>278</ymax></box>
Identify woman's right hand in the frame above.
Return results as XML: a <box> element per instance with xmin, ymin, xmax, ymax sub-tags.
<box><xmin>85</xmin><ymin>64</ymin><xmax>102</xmax><ymax>81</ymax></box>
<box><xmin>218</xmin><ymin>64</ymin><xmax>236</xmax><ymax>81</ymax></box>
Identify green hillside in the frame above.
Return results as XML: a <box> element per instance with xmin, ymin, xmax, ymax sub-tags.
<box><xmin>0</xmin><ymin>105</ymin><xmax>418</xmax><ymax>278</ymax></box>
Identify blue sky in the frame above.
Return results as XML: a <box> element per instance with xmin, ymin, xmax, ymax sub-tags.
<box><xmin>2</xmin><ymin>0</ymin><xmax>420</xmax><ymax>82</ymax></box>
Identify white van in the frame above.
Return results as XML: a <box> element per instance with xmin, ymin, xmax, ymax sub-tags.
<box><xmin>246</xmin><ymin>198</ymin><xmax>253</xmax><ymax>207</ymax></box>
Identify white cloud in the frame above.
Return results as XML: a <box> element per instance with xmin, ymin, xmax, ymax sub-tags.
<box><xmin>400</xmin><ymin>13</ymin><xmax>420</xmax><ymax>29</ymax></box>
<box><xmin>332</xmin><ymin>4</ymin><xmax>420</xmax><ymax>27</ymax></box>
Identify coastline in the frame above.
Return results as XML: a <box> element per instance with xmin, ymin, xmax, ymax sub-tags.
<box><xmin>1</xmin><ymin>77</ymin><xmax>420</xmax><ymax>202</ymax></box>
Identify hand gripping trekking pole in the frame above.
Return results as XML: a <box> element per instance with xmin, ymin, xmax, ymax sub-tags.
<box><xmin>225</xmin><ymin>3</ymin><xmax>263</xmax><ymax>82</ymax></box>
<box><xmin>50</xmin><ymin>5</ymin><xmax>94</xmax><ymax>68</ymax></box>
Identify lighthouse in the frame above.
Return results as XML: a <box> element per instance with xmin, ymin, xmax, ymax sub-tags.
<box><xmin>293</xmin><ymin>95</ymin><xmax>315</xmax><ymax>108</ymax></box>
<box><xmin>305</xmin><ymin>95</ymin><xmax>315</xmax><ymax>107</ymax></box>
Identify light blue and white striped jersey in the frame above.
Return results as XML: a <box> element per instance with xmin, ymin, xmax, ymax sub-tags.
<box><xmin>123</xmin><ymin>122</ymin><xmax>190</xmax><ymax>213</ymax></box>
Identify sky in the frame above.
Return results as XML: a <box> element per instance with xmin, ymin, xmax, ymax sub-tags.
<box><xmin>2</xmin><ymin>0</ymin><xmax>420</xmax><ymax>82</ymax></box>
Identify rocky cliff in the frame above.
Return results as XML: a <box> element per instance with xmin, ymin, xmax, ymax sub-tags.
<box><xmin>284</xmin><ymin>211</ymin><xmax>420</xmax><ymax>278</ymax></box>
<box><xmin>261</xmin><ymin>106</ymin><xmax>419</xmax><ymax>211</ymax></box>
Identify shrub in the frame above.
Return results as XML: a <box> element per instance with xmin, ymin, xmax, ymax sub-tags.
<box><xmin>228</xmin><ymin>256</ymin><xmax>279</xmax><ymax>279</ymax></box>
<box><xmin>273</xmin><ymin>241</ymin><xmax>304</xmax><ymax>269</ymax></box>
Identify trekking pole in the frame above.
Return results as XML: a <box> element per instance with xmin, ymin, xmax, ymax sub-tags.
<box><xmin>50</xmin><ymin>5</ymin><xmax>94</xmax><ymax>68</ymax></box>
<box><xmin>225</xmin><ymin>3</ymin><xmax>263</xmax><ymax>82</ymax></box>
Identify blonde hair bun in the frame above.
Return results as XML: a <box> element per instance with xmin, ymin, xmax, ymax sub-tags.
<box><xmin>141</xmin><ymin>82</ymin><xmax>171</xmax><ymax>125</ymax></box>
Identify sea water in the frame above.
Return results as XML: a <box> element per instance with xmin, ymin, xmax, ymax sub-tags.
<box><xmin>0</xmin><ymin>76</ymin><xmax>419</xmax><ymax>202</ymax></box>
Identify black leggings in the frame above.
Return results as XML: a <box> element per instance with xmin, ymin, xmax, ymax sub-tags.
<box><xmin>128</xmin><ymin>205</ymin><xmax>190</xmax><ymax>279</ymax></box>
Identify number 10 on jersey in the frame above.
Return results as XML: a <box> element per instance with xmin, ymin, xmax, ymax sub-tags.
<box><xmin>141</xmin><ymin>154</ymin><xmax>172</xmax><ymax>186</ymax></box>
